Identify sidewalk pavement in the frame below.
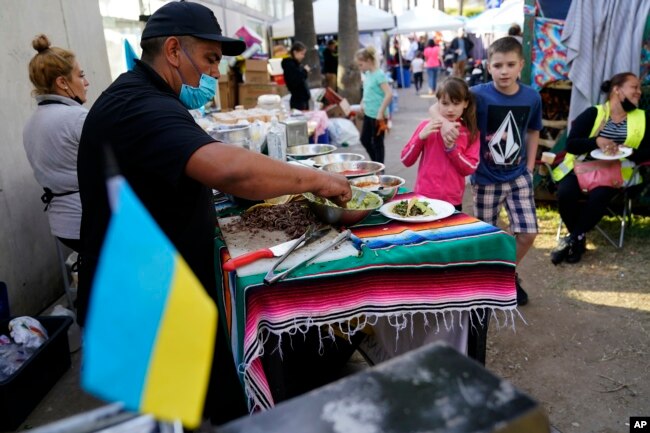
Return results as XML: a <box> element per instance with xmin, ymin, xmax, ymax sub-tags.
<box><xmin>15</xmin><ymin>87</ymin><xmax>440</xmax><ymax>431</ymax></box>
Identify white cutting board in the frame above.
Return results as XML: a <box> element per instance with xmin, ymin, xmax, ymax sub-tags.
<box><xmin>218</xmin><ymin>216</ymin><xmax>360</xmax><ymax>278</ymax></box>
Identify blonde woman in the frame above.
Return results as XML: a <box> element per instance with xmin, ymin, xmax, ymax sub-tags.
<box><xmin>23</xmin><ymin>34</ymin><xmax>89</xmax><ymax>251</ymax></box>
<box><xmin>356</xmin><ymin>46</ymin><xmax>392</xmax><ymax>163</ymax></box>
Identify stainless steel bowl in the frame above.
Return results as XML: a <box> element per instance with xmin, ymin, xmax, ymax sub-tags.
<box><xmin>349</xmin><ymin>175</ymin><xmax>405</xmax><ymax>202</ymax></box>
<box><xmin>303</xmin><ymin>187</ymin><xmax>383</xmax><ymax>226</ymax></box>
<box><xmin>208</xmin><ymin>124</ymin><xmax>251</xmax><ymax>149</ymax></box>
<box><xmin>286</xmin><ymin>144</ymin><xmax>336</xmax><ymax>159</ymax></box>
<box><xmin>320</xmin><ymin>161</ymin><xmax>385</xmax><ymax>178</ymax></box>
<box><xmin>308</xmin><ymin>153</ymin><xmax>365</xmax><ymax>167</ymax></box>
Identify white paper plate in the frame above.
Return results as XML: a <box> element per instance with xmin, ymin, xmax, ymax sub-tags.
<box><xmin>590</xmin><ymin>147</ymin><xmax>632</xmax><ymax>160</ymax></box>
<box><xmin>379</xmin><ymin>197</ymin><xmax>456</xmax><ymax>223</ymax></box>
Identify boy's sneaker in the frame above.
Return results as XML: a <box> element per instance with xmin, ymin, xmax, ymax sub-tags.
<box><xmin>565</xmin><ymin>234</ymin><xmax>586</xmax><ymax>264</ymax></box>
<box><xmin>550</xmin><ymin>236</ymin><xmax>571</xmax><ymax>265</ymax></box>
<box><xmin>515</xmin><ymin>273</ymin><xmax>528</xmax><ymax>306</ymax></box>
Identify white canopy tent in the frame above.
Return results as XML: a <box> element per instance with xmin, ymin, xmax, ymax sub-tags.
<box><xmin>271</xmin><ymin>0</ymin><xmax>396</xmax><ymax>38</ymax></box>
<box><xmin>390</xmin><ymin>7</ymin><xmax>465</xmax><ymax>34</ymax></box>
<box><xmin>465</xmin><ymin>0</ymin><xmax>524</xmax><ymax>34</ymax></box>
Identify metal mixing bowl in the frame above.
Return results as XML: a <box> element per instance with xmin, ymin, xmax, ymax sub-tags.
<box><xmin>303</xmin><ymin>187</ymin><xmax>383</xmax><ymax>226</ymax></box>
<box><xmin>308</xmin><ymin>153</ymin><xmax>365</xmax><ymax>167</ymax></box>
<box><xmin>349</xmin><ymin>175</ymin><xmax>405</xmax><ymax>201</ymax></box>
<box><xmin>320</xmin><ymin>161</ymin><xmax>385</xmax><ymax>178</ymax></box>
<box><xmin>208</xmin><ymin>124</ymin><xmax>251</xmax><ymax>149</ymax></box>
<box><xmin>286</xmin><ymin>144</ymin><xmax>336</xmax><ymax>159</ymax></box>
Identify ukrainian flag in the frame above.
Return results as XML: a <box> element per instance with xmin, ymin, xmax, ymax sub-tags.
<box><xmin>82</xmin><ymin>178</ymin><xmax>217</xmax><ymax>428</ymax></box>
<box><xmin>124</xmin><ymin>39</ymin><xmax>139</xmax><ymax>71</ymax></box>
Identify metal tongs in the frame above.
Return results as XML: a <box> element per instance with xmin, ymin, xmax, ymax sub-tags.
<box><xmin>264</xmin><ymin>228</ymin><xmax>352</xmax><ymax>285</ymax></box>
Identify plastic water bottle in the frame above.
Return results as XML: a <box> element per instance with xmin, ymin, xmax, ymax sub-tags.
<box><xmin>50</xmin><ymin>305</ymin><xmax>82</xmax><ymax>353</ymax></box>
<box><xmin>267</xmin><ymin>116</ymin><xmax>287</xmax><ymax>161</ymax></box>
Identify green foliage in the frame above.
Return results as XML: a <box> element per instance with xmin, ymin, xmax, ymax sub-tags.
<box><xmin>444</xmin><ymin>6</ymin><xmax>485</xmax><ymax>18</ymax></box>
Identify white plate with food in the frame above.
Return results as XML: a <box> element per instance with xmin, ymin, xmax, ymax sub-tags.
<box><xmin>590</xmin><ymin>146</ymin><xmax>633</xmax><ymax>160</ymax></box>
<box><xmin>379</xmin><ymin>197</ymin><xmax>456</xmax><ymax>223</ymax></box>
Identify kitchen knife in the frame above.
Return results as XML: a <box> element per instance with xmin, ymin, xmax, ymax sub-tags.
<box><xmin>223</xmin><ymin>226</ymin><xmax>330</xmax><ymax>272</ymax></box>
<box><xmin>223</xmin><ymin>238</ymin><xmax>302</xmax><ymax>272</ymax></box>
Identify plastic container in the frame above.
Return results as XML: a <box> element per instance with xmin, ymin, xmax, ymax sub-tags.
<box><xmin>0</xmin><ymin>316</ymin><xmax>72</xmax><ymax>431</ymax></box>
<box><xmin>267</xmin><ymin>116</ymin><xmax>287</xmax><ymax>161</ymax></box>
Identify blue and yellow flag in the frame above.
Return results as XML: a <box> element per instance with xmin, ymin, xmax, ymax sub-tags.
<box><xmin>124</xmin><ymin>39</ymin><xmax>139</xmax><ymax>71</ymax></box>
<box><xmin>82</xmin><ymin>178</ymin><xmax>217</xmax><ymax>428</ymax></box>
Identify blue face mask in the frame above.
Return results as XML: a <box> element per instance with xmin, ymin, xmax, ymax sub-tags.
<box><xmin>177</xmin><ymin>46</ymin><xmax>217</xmax><ymax>109</ymax></box>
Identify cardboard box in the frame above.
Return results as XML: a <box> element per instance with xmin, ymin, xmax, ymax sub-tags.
<box><xmin>245</xmin><ymin>70</ymin><xmax>271</xmax><ymax>84</ymax></box>
<box><xmin>218</xmin><ymin>61</ymin><xmax>232</xmax><ymax>82</ymax></box>
<box><xmin>238</xmin><ymin>83</ymin><xmax>288</xmax><ymax>108</ymax></box>
<box><xmin>320</xmin><ymin>87</ymin><xmax>344</xmax><ymax>106</ymax></box>
<box><xmin>268</xmin><ymin>58</ymin><xmax>284</xmax><ymax>76</ymax></box>
<box><xmin>245</xmin><ymin>59</ymin><xmax>268</xmax><ymax>72</ymax></box>
<box><xmin>325</xmin><ymin>98</ymin><xmax>351</xmax><ymax>118</ymax></box>
<box><xmin>219</xmin><ymin>80</ymin><xmax>237</xmax><ymax>110</ymax></box>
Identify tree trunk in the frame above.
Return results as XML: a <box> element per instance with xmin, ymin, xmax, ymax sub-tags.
<box><xmin>438</xmin><ymin>0</ymin><xmax>445</xmax><ymax>11</ymax></box>
<box><xmin>338</xmin><ymin>0</ymin><xmax>361</xmax><ymax>103</ymax></box>
<box><xmin>293</xmin><ymin>0</ymin><xmax>322</xmax><ymax>88</ymax></box>
<box><xmin>458</xmin><ymin>0</ymin><xmax>464</xmax><ymax>15</ymax></box>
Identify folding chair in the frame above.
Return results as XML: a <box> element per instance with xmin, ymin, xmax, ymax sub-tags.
<box><xmin>553</xmin><ymin>161</ymin><xmax>650</xmax><ymax>248</ymax></box>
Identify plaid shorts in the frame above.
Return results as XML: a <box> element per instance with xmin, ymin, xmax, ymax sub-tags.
<box><xmin>472</xmin><ymin>172</ymin><xmax>538</xmax><ymax>234</ymax></box>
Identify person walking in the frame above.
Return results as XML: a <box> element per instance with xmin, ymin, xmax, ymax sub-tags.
<box><xmin>323</xmin><ymin>39</ymin><xmax>338</xmax><ymax>91</ymax></box>
<box><xmin>423</xmin><ymin>39</ymin><xmax>442</xmax><ymax>94</ymax></box>
<box><xmin>410</xmin><ymin>51</ymin><xmax>424</xmax><ymax>94</ymax></box>
<box><xmin>450</xmin><ymin>28</ymin><xmax>474</xmax><ymax>78</ymax></box>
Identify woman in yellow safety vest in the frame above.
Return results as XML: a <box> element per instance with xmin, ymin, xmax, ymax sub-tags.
<box><xmin>551</xmin><ymin>72</ymin><xmax>650</xmax><ymax>264</ymax></box>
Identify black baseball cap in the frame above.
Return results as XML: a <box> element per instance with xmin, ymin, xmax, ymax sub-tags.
<box><xmin>141</xmin><ymin>1</ymin><xmax>246</xmax><ymax>56</ymax></box>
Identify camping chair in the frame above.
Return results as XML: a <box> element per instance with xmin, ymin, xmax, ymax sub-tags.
<box><xmin>539</xmin><ymin>156</ymin><xmax>650</xmax><ymax>249</ymax></box>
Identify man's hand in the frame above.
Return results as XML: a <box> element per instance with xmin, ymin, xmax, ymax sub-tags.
<box><xmin>313</xmin><ymin>172</ymin><xmax>352</xmax><ymax>206</ymax></box>
<box><xmin>418</xmin><ymin>119</ymin><xmax>443</xmax><ymax>140</ymax></box>
<box><xmin>304</xmin><ymin>64</ymin><xmax>311</xmax><ymax>73</ymax></box>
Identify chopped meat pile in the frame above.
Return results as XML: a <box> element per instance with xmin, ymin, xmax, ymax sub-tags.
<box><xmin>232</xmin><ymin>202</ymin><xmax>318</xmax><ymax>238</ymax></box>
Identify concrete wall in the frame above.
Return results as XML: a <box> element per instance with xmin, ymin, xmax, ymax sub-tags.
<box><xmin>0</xmin><ymin>0</ymin><xmax>112</xmax><ymax>315</ymax></box>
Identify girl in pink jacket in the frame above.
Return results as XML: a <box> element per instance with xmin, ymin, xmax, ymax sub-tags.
<box><xmin>401</xmin><ymin>77</ymin><xmax>479</xmax><ymax>209</ymax></box>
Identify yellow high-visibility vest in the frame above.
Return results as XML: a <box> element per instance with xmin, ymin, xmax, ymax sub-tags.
<box><xmin>552</xmin><ymin>102</ymin><xmax>645</xmax><ymax>183</ymax></box>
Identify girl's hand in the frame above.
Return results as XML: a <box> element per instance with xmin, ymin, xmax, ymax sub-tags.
<box><xmin>418</xmin><ymin>119</ymin><xmax>442</xmax><ymax>140</ymax></box>
<box><xmin>376</xmin><ymin>113</ymin><xmax>384</xmax><ymax>121</ymax></box>
<box><xmin>442</xmin><ymin>122</ymin><xmax>460</xmax><ymax>147</ymax></box>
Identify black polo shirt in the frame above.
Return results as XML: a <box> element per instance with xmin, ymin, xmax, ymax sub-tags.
<box><xmin>76</xmin><ymin>60</ymin><xmax>216</xmax><ymax>324</ymax></box>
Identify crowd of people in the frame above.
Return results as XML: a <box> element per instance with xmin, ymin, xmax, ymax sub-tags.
<box><xmin>18</xmin><ymin>0</ymin><xmax>650</xmax><ymax>426</ymax></box>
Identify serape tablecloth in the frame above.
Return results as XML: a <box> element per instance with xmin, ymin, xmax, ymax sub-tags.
<box><xmin>214</xmin><ymin>192</ymin><xmax>517</xmax><ymax>411</ymax></box>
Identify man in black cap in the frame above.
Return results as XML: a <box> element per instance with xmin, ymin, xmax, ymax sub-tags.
<box><xmin>76</xmin><ymin>0</ymin><xmax>351</xmax><ymax>425</ymax></box>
